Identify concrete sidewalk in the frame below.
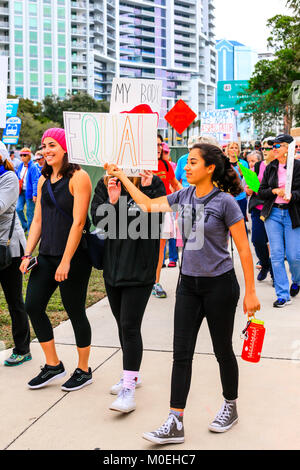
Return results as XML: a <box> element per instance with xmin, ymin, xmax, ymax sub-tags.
<box><xmin>1</xmin><ymin>250</ymin><xmax>300</xmax><ymax>450</ymax></box>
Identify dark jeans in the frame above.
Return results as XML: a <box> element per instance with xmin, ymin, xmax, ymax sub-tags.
<box><xmin>237</xmin><ymin>197</ymin><xmax>248</xmax><ymax>236</ymax></box>
<box><xmin>171</xmin><ymin>270</ymin><xmax>240</xmax><ymax>409</ymax></box>
<box><xmin>25</xmin><ymin>250</ymin><xmax>92</xmax><ymax>348</ymax></box>
<box><xmin>251</xmin><ymin>208</ymin><xmax>272</xmax><ymax>272</ymax></box>
<box><xmin>105</xmin><ymin>281</ymin><xmax>153</xmax><ymax>371</ymax></box>
<box><xmin>0</xmin><ymin>257</ymin><xmax>30</xmax><ymax>355</ymax></box>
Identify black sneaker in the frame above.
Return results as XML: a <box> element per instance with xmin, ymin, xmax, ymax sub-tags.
<box><xmin>273</xmin><ymin>298</ymin><xmax>292</xmax><ymax>308</ymax></box>
<box><xmin>257</xmin><ymin>267</ymin><xmax>269</xmax><ymax>282</ymax></box>
<box><xmin>61</xmin><ymin>368</ymin><xmax>93</xmax><ymax>391</ymax></box>
<box><xmin>28</xmin><ymin>362</ymin><xmax>66</xmax><ymax>389</ymax></box>
<box><xmin>290</xmin><ymin>283</ymin><xmax>300</xmax><ymax>298</ymax></box>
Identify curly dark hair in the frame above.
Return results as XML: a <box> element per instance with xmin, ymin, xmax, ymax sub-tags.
<box><xmin>41</xmin><ymin>153</ymin><xmax>81</xmax><ymax>179</ymax></box>
<box><xmin>192</xmin><ymin>143</ymin><xmax>242</xmax><ymax>197</ymax></box>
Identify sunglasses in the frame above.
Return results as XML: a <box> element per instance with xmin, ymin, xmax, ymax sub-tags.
<box><xmin>262</xmin><ymin>147</ymin><xmax>272</xmax><ymax>151</ymax></box>
<box><xmin>272</xmin><ymin>144</ymin><xmax>283</xmax><ymax>149</ymax></box>
<box><xmin>20</xmin><ymin>153</ymin><xmax>30</xmax><ymax>157</ymax></box>
<box><xmin>295</xmin><ymin>145</ymin><xmax>300</xmax><ymax>149</ymax></box>
<box><xmin>157</xmin><ymin>143</ymin><xmax>162</xmax><ymax>147</ymax></box>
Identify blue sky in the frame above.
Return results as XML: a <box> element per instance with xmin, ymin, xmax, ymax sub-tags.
<box><xmin>214</xmin><ymin>0</ymin><xmax>292</xmax><ymax>52</ymax></box>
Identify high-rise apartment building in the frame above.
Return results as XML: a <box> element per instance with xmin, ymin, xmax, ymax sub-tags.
<box><xmin>1</xmin><ymin>0</ymin><xmax>216</xmax><ymax>121</ymax></box>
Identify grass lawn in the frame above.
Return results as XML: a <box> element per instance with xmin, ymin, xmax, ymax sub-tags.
<box><xmin>0</xmin><ymin>265</ymin><xmax>106</xmax><ymax>351</ymax></box>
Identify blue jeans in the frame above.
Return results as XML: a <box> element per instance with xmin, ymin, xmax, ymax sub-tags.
<box><xmin>16</xmin><ymin>190</ymin><xmax>35</xmax><ymax>232</ymax></box>
<box><xmin>265</xmin><ymin>208</ymin><xmax>300</xmax><ymax>300</ymax></box>
<box><xmin>163</xmin><ymin>238</ymin><xmax>178</xmax><ymax>263</ymax></box>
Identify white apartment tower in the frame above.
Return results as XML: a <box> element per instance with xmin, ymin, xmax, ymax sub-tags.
<box><xmin>0</xmin><ymin>0</ymin><xmax>216</xmax><ymax>119</ymax></box>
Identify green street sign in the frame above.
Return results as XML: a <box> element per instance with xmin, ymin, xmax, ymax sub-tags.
<box><xmin>217</xmin><ymin>80</ymin><xmax>259</xmax><ymax>113</ymax></box>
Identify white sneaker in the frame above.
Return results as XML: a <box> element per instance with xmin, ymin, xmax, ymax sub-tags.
<box><xmin>110</xmin><ymin>376</ymin><xmax>142</xmax><ymax>395</ymax></box>
<box><xmin>109</xmin><ymin>388</ymin><xmax>136</xmax><ymax>413</ymax></box>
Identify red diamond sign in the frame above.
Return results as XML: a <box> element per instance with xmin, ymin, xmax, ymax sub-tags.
<box><xmin>164</xmin><ymin>100</ymin><xmax>197</xmax><ymax>135</ymax></box>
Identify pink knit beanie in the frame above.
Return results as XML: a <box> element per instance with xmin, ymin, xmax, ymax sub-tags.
<box><xmin>41</xmin><ymin>128</ymin><xmax>67</xmax><ymax>152</ymax></box>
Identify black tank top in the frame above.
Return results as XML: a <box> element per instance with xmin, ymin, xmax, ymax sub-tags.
<box><xmin>39</xmin><ymin>177</ymin><xmax>75</xmax><ymax>256</ymax></box>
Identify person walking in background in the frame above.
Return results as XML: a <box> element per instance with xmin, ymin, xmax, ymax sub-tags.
<box><xmin>175</xmin><ymin>136</ymin><xmax>200</xmax><ymax>188</ymax></box>
<box><xmin>162</xmin><ymin>142</ymin><xmax>178</xmax><ymax>268</ymax></box>
<box><xmin>294</xmin><ymin>136</ymin><xmax>300</xmax><ymax>160</ymax></box>
<box><xmin>261</xmin><ymin>137</ymin><xmax>276</xmax><ymax>166</ymax></box>
<box><xmin>104</xmin><ymin>143</ymin><xmax>260</xmax><ymax>444</ymax></box>
<box><xmin>20</xmin><ymin>128</ymin><xmax>93</xmax><ymax>391</ymax></box>
<box><xmin>258</xmin><ymin>134</ymin><xmax>300</xmax><ymax>308</ymax></box>
<box><xmin>227</xmin><ymin>141</ymin><xmax>249</xmax><ymax>233</ymax></box>
<box><xmin>246</xmin><ymin>151</ymin><xmax>273</xmax><ymax>283</ymax></box>
<box><xmin>91</xmin><ymin>170</ymin><xmax>166</xmax><ymax>413</ymax></box>
<box><xmin>152</xmin><ymin>135</ymin><xmax>182</xmax><ymax>298</ymax></box>
<box><xmin>9</xmin><ymin>150</ymin><xmax>21</xmax><ymax>172</ymax></box>
<box><xmin>16</xmin><ymin>148</ymin><xmax>39</xmax><ymax>234</ymax></box>
<box><xmin>0</xmin><ymin>143</ymin><xmax>31</xmax><ymax>367</ymax></box>
<box><xmin>34</xmin><ymin>150</ymin><xmax>45</xmax><ymax>175</ymax></box>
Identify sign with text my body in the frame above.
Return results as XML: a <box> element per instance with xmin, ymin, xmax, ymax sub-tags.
<box><xmin>63</xmin><ymin>112</ymin><xmax>158</xmax><ymax>170</ymax></box>
<box><xmin>110</xmin><ymin>78</ymin><xmax>162</xmax><ymax>116</ymax></box>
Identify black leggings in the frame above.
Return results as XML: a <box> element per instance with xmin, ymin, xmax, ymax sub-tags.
<box><xmin>171</xmin><ymin>270</ymin><xmax>240</xmax><ymax>409</ymax></box>
<box><xmin>25</xmin><ymin>250</ymin><xmax>92</xmax><ymax>348</ymax></box>
<box><xmin>104</xmin><ymin>281</ymin><xmax>153</xmax><ymax>371</ymax></box>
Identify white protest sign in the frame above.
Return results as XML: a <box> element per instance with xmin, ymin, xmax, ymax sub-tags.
<box><xmin>110</xmin><ymin>78</ymin><xmax>162</xmax><ymax>116</ymax></box>
<box><xmin>0</xmin><ymin>56</ymin><xmax>8</xmax><ymax>129</ymax></box>
<box><xmin>285</xmin><ymin>140</ymin><xmax>296</xmax><ymax>200</ymax></box>
<box><xmin>200</xmin><ymin>109</ymin><xmax>238</xmax><ymax>145</ymax></box>
<box><xmin>63</xmin><ymin>112</ymin><xmax>158</xmax><ymax>170</ymax></box>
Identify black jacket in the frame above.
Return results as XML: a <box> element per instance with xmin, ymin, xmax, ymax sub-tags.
<box><xmin>91</xmin><ymin>175</ymin><xmax>166</xmax><ymax>287</ymax></box>
<box><xmin>257</xmin><ymin>159</ymin><xmax>300</xmax><ymax>228</ymax></box>
<box><xmin>248</xmin><ymin>160</ymin><xmax>265</xmax><ymax>213</ymax></box>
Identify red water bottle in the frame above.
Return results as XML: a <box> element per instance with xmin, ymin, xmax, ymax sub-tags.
<box><xmin>241</xmin><ymin>318</ymin><xmax>266</xmax><ymax>363</ymax></box>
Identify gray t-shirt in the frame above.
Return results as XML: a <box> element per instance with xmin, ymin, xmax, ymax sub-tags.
<box><xmin>167</xmin><ymin>186</ymin><xmax>244</xmax><ymax>277</ymax></box>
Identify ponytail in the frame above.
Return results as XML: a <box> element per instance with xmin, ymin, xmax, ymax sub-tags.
<box><xmin>192</xmin><ymin>144</ymin><xmax>242</xmax><ymax>197</ymax></box>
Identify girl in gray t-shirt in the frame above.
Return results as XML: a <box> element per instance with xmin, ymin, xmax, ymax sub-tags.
<box><xmin>104</xmin><ymin>143</ymin><xmax>261</xmax><ymax>444</ymax></box>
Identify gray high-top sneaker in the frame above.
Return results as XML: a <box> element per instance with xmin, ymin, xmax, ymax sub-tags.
<box><xmin>143</xmin><ymin>413</ymin><xmax>184</xmax><ymax>445</ymax></box>
<box><xmin>208</xmin><ymin>399</ymin><xmax>238</xmax><ymax>433</ymax></box>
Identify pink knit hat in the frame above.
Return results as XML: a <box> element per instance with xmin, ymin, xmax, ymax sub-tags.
<box><xmin>41</xmin><ymin>128</ymin><xmax>67</xmax><ymax>152</ymax></box>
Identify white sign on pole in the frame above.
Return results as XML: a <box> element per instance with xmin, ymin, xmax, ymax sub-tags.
<box><xmin>285</xmin><ymin>140</ymin><xmax>296</xmax><ymax>200</ymax></box>
<box><xmin>63</xmin><ymin>112</ymin><xmax>158</xmax><ymax>170</ymax></box>
<box><xmin>0</xmin><ymin>56</ymin><xmax>8</xmax><ymax>129</ymax></box>
<box><xmin>200</xmin><ymin>109</ymin><xmax>238</xmax><ymax>145</ymax></box>
<box><xmin>110</xmin><ymin>78</ymin><xmax>162</xmax><ymax>116</ymax></box>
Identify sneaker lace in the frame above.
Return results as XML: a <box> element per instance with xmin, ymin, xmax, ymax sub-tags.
<box><xmin>156</xmin><ymin>414</ymin><xmax>179</xmax><ymax>435</ymax></box>
<box><xmin>214</xmin><ymin>401</ymin><xmax>234</xmax><ymax>425</ymax></box>
<box><xmin>118</xmin><ymin>387</ymin><xmax>132</xmax><ymax>399</ymax></box>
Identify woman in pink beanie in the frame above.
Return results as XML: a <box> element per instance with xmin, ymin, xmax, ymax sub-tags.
<box><xmin>20</xmin><ymin>128</ymin><xmax>94</xmax><ymax>392</ymax></box>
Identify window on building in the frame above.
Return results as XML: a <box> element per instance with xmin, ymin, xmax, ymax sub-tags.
<box><xmin>44</xmin><ymin>87</ymin><xmax>53</xmax><ymax>96</ymax></box>
<box><xmin>44</xmin><ymin>19</ymin><xmax>51</xmax><ymax>31</ymax></box>
<box><xmin>58</xmin><ymin>34</ymin><xmax>66</xmax><ymax>46</ymax></box>
<box><xmin>43</xmin><ymin>5</ymin><xmax>51</xmax><ymax>17</ymax></box>
<box><xmin>58</xmin><ymin>48</ymin><xmax>66</xmax><ymax>59</ymax></box>
<box><xmin>30</xmin><ymin>87</ymin><xmax>39</xmax><ymax>100</ymax></box>
<box><xmin>30</xmin><ymin>46</ymin><xmax>38</xmax><ymax>57</ymax></box>
<box><xmin>30</xmin><ymin>59</ymin><xmax>38</xmax><ymax>71</ymax></box>
<box><xmin>58</xmin><ymin>88</ymin><xmax>66</xmax><ymax>98</ymax></box>
<box><xmin>58</xmin><ymin>75</ymin><xmax>66</xmax><ymax>86</ymax></box>
<box><xmin>30</xmin><ymin>73</ymin><xmax>38</xmax><ymax>84</ymax></box>
<box><xmin>57</xmin><ymin>7</ymin><xmax>65</xmax><ymax>18</ymax></box>
<box><xmin>58</xmin><ymin>22</ymin><xmax>65</xmax><ymax>32</ymax></box>
<box><xmin>44</xmin><ymin>60</ymin><xmax>52</xmax><ymax>72</ymax></box>
<box><xmin>44</xmin><ymin>47</ymin><xmax>52</xmax><ymax>58</ymax></box>
<box><xmin>15</xmin><ymin>59</ymin><xmax>23</xmax><ymax>70</ymax></box>
<box><xmin>15</xmin><ymin>72</ymin><xmax>24</xmax><ymax>84</ymax></box>
<box><xmin>30</xmin><ymin>31</ymin><xmax>38</xmax><ymax>43</ymax></box>
<box><xmin>15</xmin><ymin>16</ymin><xmax>23</xmax><ymax>28</ymax></box>
<box><xmin>15</xmin><ymin>45</ymin><xmax>23</xmax><ymax>57</ymax></box>
<box><xmin>58</xmin><ymin>61</ymin><xmax>66</xmax><ymax>73</ymax></box>
<box><xmin>29</xmin><ymin>17</ymin><xmax>38</xmax><ymax>29</ymax></box>
<box><xmin>14</xmin><ymin>30</ymin><xmax>23</xmax><ymax>43</ymax></box>
<box><xmin>44</xmin><ymin>33</ymin><xmax>52</xmax><ymax>44</ymax></box>
<box><xmin>14</xmin><ymin>2</ymin><xmax>23</xmax><ymax>14</ymax></box>
<box><xmin>15</xmin><ymin>87</ymin><xmax>24</xmax><ymax>96</ymax></box>
<box><xmin>44</xmin><ymin>74</ymin><xmax>52</xmax><ymax>86</ymax></box>
<box><xmin>29</xmin><ymin>3</ymin><xmax>38</xmax><ymax>16</ymax></box>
